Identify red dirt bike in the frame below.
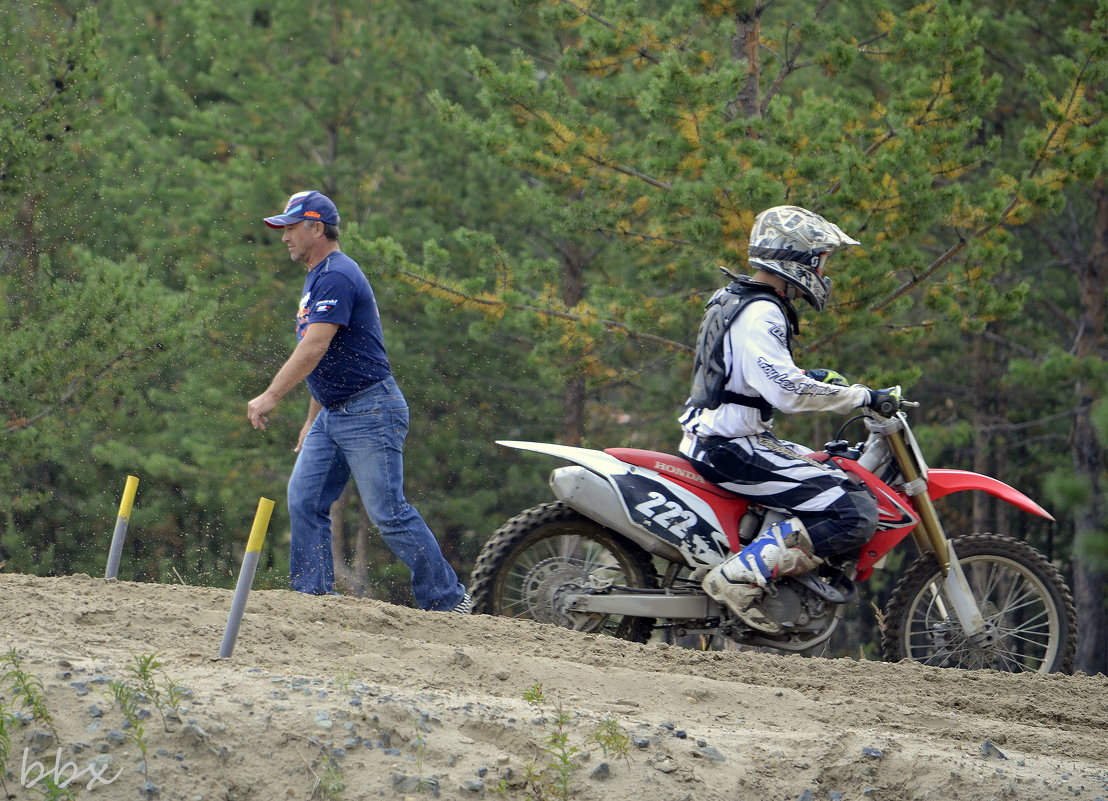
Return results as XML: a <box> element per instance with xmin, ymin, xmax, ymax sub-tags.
<box><xmin>470</xmin><ymin>398</ymin><xmax>1077</xmax><ymax>673</ymax></box>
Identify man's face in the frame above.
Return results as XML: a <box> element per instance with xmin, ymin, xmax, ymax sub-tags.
<box><xmin>281</xmin><ymin>220</ymin><xmax>319</xmax><ymax>266</ymax></box>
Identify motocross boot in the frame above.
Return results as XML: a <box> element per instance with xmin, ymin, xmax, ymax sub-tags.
<box><xmin>702</xmin><ymin>517</ymin><xmax>823</xmax><ymax>634</ymax></box>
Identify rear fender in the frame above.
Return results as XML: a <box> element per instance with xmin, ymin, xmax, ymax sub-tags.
<box><xmin>498</xmin><ymin>441</ymin><xmax>628</xmax><ymax>475</ymax></box>
<box><xmin>498</xmin><ymin>441</ymin><xmax>733</xmax><ymax>567</ymax></box>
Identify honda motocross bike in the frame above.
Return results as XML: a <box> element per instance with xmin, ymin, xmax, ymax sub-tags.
<box><xmin>470</xmin><ymin>397</ymin><xmax>1077</xmax><ymax>673</ymax></box>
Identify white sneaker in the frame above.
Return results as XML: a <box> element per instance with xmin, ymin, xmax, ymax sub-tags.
<box><xmin>451</xmin><ymin>592</ymin><xmax>473</xmax><ymax>615</ymax></box>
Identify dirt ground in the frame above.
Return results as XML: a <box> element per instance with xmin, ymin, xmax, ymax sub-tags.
<box><xmin>0</xmin><ymin>572</ymin><xmax>1105</xmax><ymax>801</ymax></box>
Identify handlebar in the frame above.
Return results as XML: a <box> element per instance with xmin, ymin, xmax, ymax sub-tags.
<box><xmin>867</xmin><ymin>385</ymin><xmax>915</xmax><ymax>417</ymax></box>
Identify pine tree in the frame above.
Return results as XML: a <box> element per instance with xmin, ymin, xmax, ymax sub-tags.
<box><xmin>411</xmin><ymin>0</ymin><xmax>1106</xmax><ymax>657</ymax></box>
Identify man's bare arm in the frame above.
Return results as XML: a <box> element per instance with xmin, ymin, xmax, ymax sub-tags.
<box><xmin>247</xmin><ymin>323</ymin><xmax>339</xmax><ymax>430</ymax></box>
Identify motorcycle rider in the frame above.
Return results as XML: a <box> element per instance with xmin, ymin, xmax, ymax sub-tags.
<box><xmin>680</xmin><ymin>205</ymin><xmax>899</xmax><ymax>634</ymax></box>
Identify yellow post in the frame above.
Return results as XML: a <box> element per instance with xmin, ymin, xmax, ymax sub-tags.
<box><xmin>104</xmin><ymin>475</ymin><xmax>140</xmax><ymax>580</ymax></box>
<box><xmin>245</xmin><ymin>498</ymin><xmax>273</xmax><ymax>555</ymax></box>
<box><xmin>219</xmin><ymin>498</ymin><xmax>275</xmax><ymax>658</ymax></box>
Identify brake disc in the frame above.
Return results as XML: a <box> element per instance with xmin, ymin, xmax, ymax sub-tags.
<box><xmin>519</xmin><ymin>559</ymin><xmax>590</xmax><ymax>625</ymax></box>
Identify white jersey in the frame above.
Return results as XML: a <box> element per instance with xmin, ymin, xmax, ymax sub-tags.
<box><xmin>680</xmin><ymin>298</ymin><xmax>869</xmax><ymax>442</ymax></box>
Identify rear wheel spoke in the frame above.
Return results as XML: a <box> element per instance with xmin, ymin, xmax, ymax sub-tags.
<box><xmin>470</xmin><ymin>503</ymin><xmax>658</xmax><ymax>643</ymax></box>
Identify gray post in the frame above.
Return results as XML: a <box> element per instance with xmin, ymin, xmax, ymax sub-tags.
<box><xmin>105</xmin><ymin>475</ymin><xmax>139</xmax><ymax>580</ymax></box>
<box><xmin>219</xmin><ymin>549</ymin><xmax>261</xmax><ymax>658</ymax></box>
<box><xmin>219</xmin><ymin>497</ymin><xmax>274</xmax><ymax>658</ymax></box>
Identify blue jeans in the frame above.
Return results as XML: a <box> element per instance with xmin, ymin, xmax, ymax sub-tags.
<box><xmin>287</xmin><ymin>376</ymin><xmax>466</xmax><ymax>610</ymax></box>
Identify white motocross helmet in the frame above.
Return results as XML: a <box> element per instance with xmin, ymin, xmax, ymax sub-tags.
<box><xmin>748</xmin><ymin>205</ymin><xmax>860</xmax><ymax>310</ymax></box>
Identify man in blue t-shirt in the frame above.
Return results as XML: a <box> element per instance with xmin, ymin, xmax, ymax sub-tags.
<box><xmin>247</xmin><ymin>190</ymin><xmax>470</xmax><ymax>613</ymax></box>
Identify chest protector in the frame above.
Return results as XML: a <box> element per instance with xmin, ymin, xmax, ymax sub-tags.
<box><xmin>688</xmin><ymin>277</ymin><xmax>800</xmax><ymax>415</ymax></box>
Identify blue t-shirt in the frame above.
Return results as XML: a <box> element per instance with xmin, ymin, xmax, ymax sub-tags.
<box><xmin>296</xmin><ymin>252</ymin><xmax>392</xmax><ymax>406</ymax></box>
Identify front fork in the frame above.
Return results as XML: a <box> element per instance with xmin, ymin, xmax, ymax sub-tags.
<box><xmin>885</xmin><ymin>428</ymin><xmax>991</xmax><ymax>641</ymax></box>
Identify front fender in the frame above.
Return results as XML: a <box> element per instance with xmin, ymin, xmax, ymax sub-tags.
<box><xmin>928</xmin><ymin>469</ymin><xmax>1054</xmax><ymax>521</ymax></box>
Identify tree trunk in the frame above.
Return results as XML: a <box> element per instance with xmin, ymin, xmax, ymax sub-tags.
<box><xmin>971</xmin><ymin>335</ymin><xmax>991</xmax><ymax>533</ymax></box>
<box><xmin>1071</xmin><ymin>430</ymin><xmax>1106</xmax><ymax>674</ymax></box>
<box><xmin>1070</xmin><ymin>178</ymin><xmax>1108</xmax><ymax>675</ymax></box>
<box><xmin>330</xmin><ymin>485</ymin><xmax>369</xmax><ymax>596</ymax></box>
<box><xmin>563</xmin><ymin>374</ymin><xmax>586</xmax><ymax>446</ymax></box>
<box><xmin>561</xmin><ymin>242</ymin><xmax>587</xmax><ymax>445</ymax></box>
<box><xmin>12</xmin><ymin>193</ymin><xmax>40</xmax><ymax>290</ymax></box>
<box><xmin>729</xmin><ymin>7</ymin><xmax>762</xmax><ymax>119</ymax></box>
<box><xmin>987</xmin><ymin>325</ymin><xmax>1010</xmax><ymax>538</ymax></box>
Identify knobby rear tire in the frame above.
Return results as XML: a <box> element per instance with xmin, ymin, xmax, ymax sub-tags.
<box><xmin>469</xmin><ymin>501</ymin><xmax>658</xmax><ymax>643</ymax></box>
<box><xmin>881</xmin><ymin>533</ymin><xmax>1076</xmax><ymax>673</ymax></box>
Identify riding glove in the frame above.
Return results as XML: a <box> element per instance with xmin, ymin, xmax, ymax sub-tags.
<box><xmin>805</xmin><ymin>368</ymin><xmax>849</xmax><ymax>387</ymax></box>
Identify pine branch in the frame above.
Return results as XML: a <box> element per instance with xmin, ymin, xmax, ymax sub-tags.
<box><xmin>593</xmin><ymin>227</ymin><xmax>692</xmax><ymax>247</ymax></box>
<box><xmin>582</xmin><ymin>152</ymin><xmax>673</xmax><ymax>190</ymax></box>
<box><xmin>561</xmin><ymin>0</ymin><xmax>619</xmax><ymax>31</ymax></box>
<box><xmin>760</xmin><ymin>22</ymin><xmax>818</xmax><ymax>115</ymax></box>
<box><xmin>865</xmin><ymin>50</ymin><xmax>1099</xmax><ymax>317</ymax></box>
<box><xmin>3</xmin><ymin>350</ymin><xmax>132</xmax><ymax>436</ymax></box>
<box><xmin>491</xmin><ymin>78</ymin><xmax>672</xmax><ymax>192</ymax></box>
<box><xmin>871</xmin><ymin>237</ymin><xmax>968</xmax><ymax>313</ymax></box>
<box><xmin>560</xmin><ymin>0</ymin><xmax>662</xmax><ymax>64</ymax></box>
<box><xmin>974</xmin><ymin>403</ymin><xmax>1090</xmax><ymax>433</ymax></box>
<box><xmin>397</xmin><ymin>270</ymin><xmax>692</xmax><ymax>353</ymax></box>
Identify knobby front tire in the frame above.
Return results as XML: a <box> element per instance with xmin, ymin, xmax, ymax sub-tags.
<box><xmin>881</xmin><ymin>533</ymin><xmax>1076</xmax><ymax>673</ymax></box>
<box><xmin>469</xmin><ymin>501</ymin><xmax>658</xmax><ymax>643</ymax></box>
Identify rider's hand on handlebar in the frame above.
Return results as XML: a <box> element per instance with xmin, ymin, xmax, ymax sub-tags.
<box><xmin>864</xmin><ymin>385</ymin><xmax>903</xmax><ymax>416</ymax></box>
<box><xmin>805</xmin><ymin>368</ymin><xmax>849</xmax><ymax>387</ymax></box>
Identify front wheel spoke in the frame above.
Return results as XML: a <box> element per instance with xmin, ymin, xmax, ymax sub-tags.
<box><xmin>916</xmin><ymin>649</ymin><xmax>949</xmax><ymax>666</ymax></box>
<box><xmin>985</xmin><ymin>578</ymin><xmax>1033</xmax><ymax>610</ymax></box>
<box><xmin>994</xmin><ymin>607</ymin><xmax>1051</xmax><ymax>633</ymax></box>
<box><xmin>944</xmin><ymin>641</ymin><xmax>975</xmax><ymax>661</ymax></box>
<box><xmin>999</xmin><ymin>628</ymin><xmax>1051</xmax><ymax>649</ymax></box>
<box><xmin>908</xmin><ymin>628</ymin><xmax>943</xmax><ymax>644</ymax></box>
<box><xmin>993</xmin><ymin>619</ymin><xmax>1052</xmax><ymax>642</ymax></box>
<box><xmin>991</xmin><ymin>592</ymin><xmax>1045</xmax><ymax>619</ymax></box>
<box><xmin>996</xmin><ymin>574</ymin><xmax>1027</xmax><ymax>614</ymax></box>
<box><xmin>971</xmin><ymin>565</ymin><xmax>1004</xmax><ymax>604</ymax></box>
<box><xmin>996</xmin><ymin>647</ymin><xmax>1033</xmax><ymax>671</ymax></box>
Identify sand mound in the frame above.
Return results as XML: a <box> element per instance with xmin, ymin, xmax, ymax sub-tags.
<box><xmin>1</xmin><ymin>573</ymin><xmax>1105</xmax><ymax>800</ymax></box>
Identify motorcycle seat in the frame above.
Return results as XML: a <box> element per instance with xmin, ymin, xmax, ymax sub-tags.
<box><xmin>604</xmin><ymin>448</ymin><xmax>739</xmax><ymax>499</ymax></box>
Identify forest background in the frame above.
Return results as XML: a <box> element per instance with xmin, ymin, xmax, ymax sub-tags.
<box><xmin>2</xmin><ymin>0</ymin><xmax>1105</xmax><ymax>674</ymax></box>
